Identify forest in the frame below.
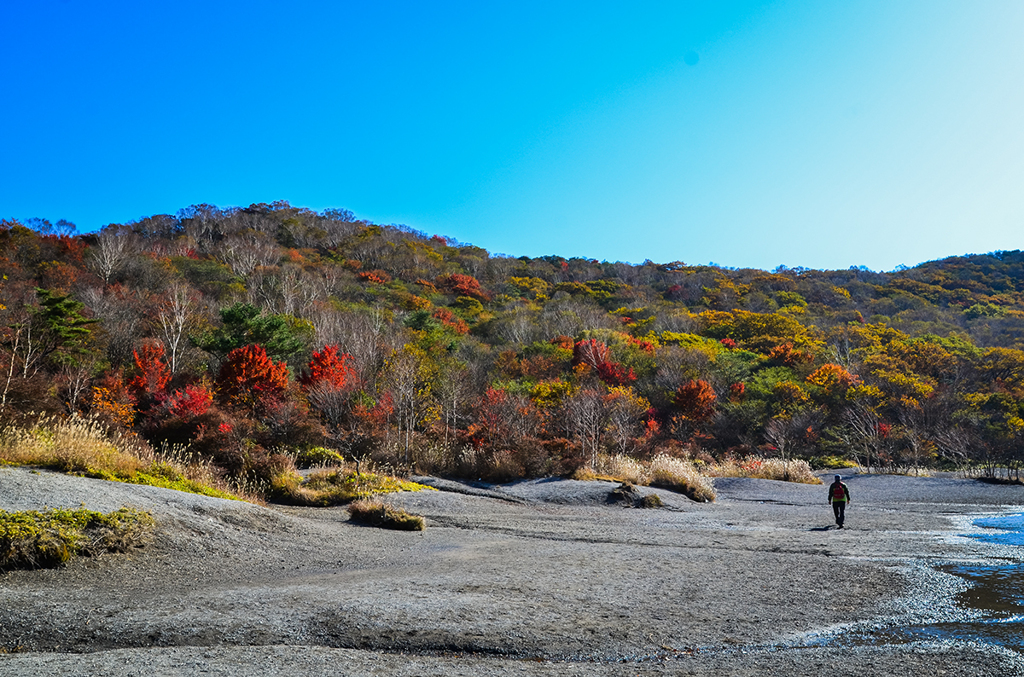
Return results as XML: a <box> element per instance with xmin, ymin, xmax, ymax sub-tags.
<box><xmin>2</xmin><ymin>201</ymin><xmax>1024</xmax><ymax>498</ymax></box>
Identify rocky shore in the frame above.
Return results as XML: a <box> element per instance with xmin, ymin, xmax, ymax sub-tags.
<box><xmin>2</xmin><ymin>467</ymin><xmax>1023</xmax><ymax>676</ymax></box>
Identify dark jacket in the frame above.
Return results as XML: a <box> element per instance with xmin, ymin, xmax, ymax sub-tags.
<box><xmin>828</xmin><ymin>481</ymin><xmax>850</xmax><ymax>503</ymax></box>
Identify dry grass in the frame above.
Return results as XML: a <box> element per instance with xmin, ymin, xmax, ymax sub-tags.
<box><xmin>646</xmin><ymin>454</ymin><xmax>717</xmax><ymax>502</ymax></box>
<box><xmin>0</xmin><ymin>507</ymin><xmax>154</xmax><ymax>570</ymax></box>
<box><xmin>576</xmin><ymin>453</ymin><xmax>717</xmax><ymax>502</ymax></box>
<box><xmin>270</xmin><ymin>466</ymin><xmax>435</xmax><ymax>506</ymax></box>
<box><xmin>708</xmin><ymin>457</ymin><xmax>821</xmax><ymax>484</ymax></box>
<box><xmin>347</xmin><ymin>499</ymin><xmax>426</xmax><ymax>531</ymax></box>
<box><xmin>0</xmin><ymin>415</ymin><xmax>252</xmax><ymax>501</ymax></box>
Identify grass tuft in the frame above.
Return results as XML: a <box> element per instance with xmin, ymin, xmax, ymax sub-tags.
<box><xmin>347</xmin><ymin>499</ymin><xmax>426</xmax><ymax>530</ymax></box>
<box><xmin>639</xmin><ymin>493</ymin><xmax>664</xmax><ymax>508</ymax></box>
<box><xmin>0</xmin><ymin>507</ymin><xmax>154</xmax><ymax>570</ymax></box>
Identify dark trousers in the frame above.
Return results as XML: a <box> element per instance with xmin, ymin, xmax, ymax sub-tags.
<box><xmin>832</xmin><ymin>501</ymin><xmax>846</xmax><ymax>526</ymax></box>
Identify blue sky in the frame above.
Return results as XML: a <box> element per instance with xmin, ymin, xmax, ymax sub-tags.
<box><xmin>3</xmin><ymin>1</ymin><xmax>1023</xmax><ymax>271</ymax></box>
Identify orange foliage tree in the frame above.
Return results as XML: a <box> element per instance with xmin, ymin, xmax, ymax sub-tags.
<box><xmin>437</xmin><ymin>273</ymin><xmax>489</xmax><ymax>301</ymax></box>
<box><xmin>217</xmin><ymin>344</ymin><xmax>289</xmax><ymax>412</ymax></box>
<box><xmin>806</xmin><ymin>363</ymin><xmax>858</xmax><ymax>399</ymax></box>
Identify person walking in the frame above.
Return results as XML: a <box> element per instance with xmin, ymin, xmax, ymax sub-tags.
<box><xmin>828</xmin><ymin>474</ymin><xmax>850</xmax><ymax>528</ymax></box>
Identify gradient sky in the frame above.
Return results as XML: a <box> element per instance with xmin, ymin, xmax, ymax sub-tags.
<box><xmin>3</xmin><ymin>1</ymin><xmax>1023</xmax><ymax>271</ymax></box>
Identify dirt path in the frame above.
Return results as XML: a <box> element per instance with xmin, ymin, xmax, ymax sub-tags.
<box><xmin>2</xmin><ymin>467</ymin><xmax>1023</xmax><ymax>675</ymax></box>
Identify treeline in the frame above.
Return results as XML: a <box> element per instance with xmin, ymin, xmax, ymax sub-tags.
<box><xmin>2</xmin><ymin>201</ymin><xmax>1024</xmax><ymax>491</ymax></box>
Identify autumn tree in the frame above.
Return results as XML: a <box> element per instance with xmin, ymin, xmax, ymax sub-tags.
<box><xmin>126</xmin><ymin>340</ymin><xmax>171</xmax><ymax>411</ymax></box>
<box><xmin>671</xmin><ymin>379</ymin><xmax>717</xmax><ymax>442</ymax></box>
<box><xmin>300</xmin><ymin>345</ymin><xmax>362</xmax><ymax>455</ymax></box>
<box><xmin>216</xmin><ymin>344</ymin><xmax>289</xmax><ymax>413</ymax></box>
<box><xmin>764</xmin><ymin>409</ymin><xmax>819</xmax><ymax>478</ymax></box>
<box><xmin>167</xmin><ymin>383</ymin><xmax>214</xmax><ymax>420</ymax></box>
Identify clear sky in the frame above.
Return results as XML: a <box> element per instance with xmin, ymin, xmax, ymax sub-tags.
<box><xmin>3</xmin><ymin>1</ymin><xmax>1023</xmax><ymax>272</ymax></box>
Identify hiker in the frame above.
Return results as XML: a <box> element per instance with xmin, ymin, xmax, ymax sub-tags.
<box><xmin>828</xmin><ymin>474</ymin><xmax>850</xmax><ymax>528</ymax></box>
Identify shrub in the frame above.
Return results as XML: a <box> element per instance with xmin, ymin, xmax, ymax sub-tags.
<box><xmin>347</xmin><ymin>499</ymin><xmax>426</xmax><ymax>531</ymax></box>
<box><xmin>0</xmin><ymin>507</ymin><xmax>154</xmax><ymax>570</ymax></box>
<box><xmin>358</xmin><ymin>270</ymin><xmax>392</xmax><ymax>285</ymax></box>
<box><xmin>294</xmin><ymin>446</ymin><xmax>345</xmax><ymax>468</ymax></box>
<box><xmin>269</xmin><ymin>468</ymin><xmax>433</xmax><ymax>506</ymax></box>
<box><xmin>607</xmin><ymin>481</ymin><xmax>663</xmax><ymax>508</ymax></box>
<box><xmin>808</xmin><ymin>455</ymin><xmax>860</xmax><ymax>471</ymax></box>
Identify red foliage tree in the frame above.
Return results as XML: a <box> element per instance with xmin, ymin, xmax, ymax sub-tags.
<box><xmin>167</xmin><ymin>383</ymin><xmax>214</xmax><ymax>419</ymax></box>
<box><xmin>300</xmin><ymin>345</ymin><xmax>358</xmax><ymax>391</ymax></box>
<box><xmin>353</xmin><ymin>392</ymin><xmax>394</xmax><ymax>432</ymax></box>
<box><xmin>572</xmin><ymin>339</ymin><xmax>635</xmax><ymax>386</ymax></box>
<box><xmin>217</xmin><ymin>344</ymin><xmax>289</xmax><ymax>411</ymax></box>
<box><xmin>465</xmin><ymin>387</ymin><xmax>541</xmax><ymax>452</ymax></box>
<box><xmin>467</xmin><ymin>387</ymin><xmax>510</xmax><ymax>448</ymax></box>
<box><xmin>595</xmin><ymin>361</ymin><xmax>636</xmax><ymax>386</ymax></box>
<box><xmin>626</xmin><ymin>336</ymin><xmax>656</xmax><ymax>354</ymax></box>
<box><xmin>127</xmin><ymin>341</ymin><xmax>171</xmax><ymax>407</ymax></box>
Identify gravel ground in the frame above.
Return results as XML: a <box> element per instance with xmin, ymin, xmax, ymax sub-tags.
<box><xmin>1</xmin><ymin>467</ymin><xmax>1024</xmax><ymax>676</ymax></box>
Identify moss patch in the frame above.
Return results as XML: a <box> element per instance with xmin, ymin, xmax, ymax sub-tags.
<box><xmin>0</xmin><ymin>507</ymin><xmax>155</xmax><ymax>570</ymax></box>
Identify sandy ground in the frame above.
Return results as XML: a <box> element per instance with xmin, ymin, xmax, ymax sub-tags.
<box><xmin>1</xmin><ymin>466</ymin><xmax>1024</xmax><ymax>676</ymax></box>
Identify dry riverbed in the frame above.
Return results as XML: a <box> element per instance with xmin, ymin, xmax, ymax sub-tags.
<box><xmin>2</xmin><ymin>466</ymin><xmax>1024</xmax><ymax>676</ymax></box>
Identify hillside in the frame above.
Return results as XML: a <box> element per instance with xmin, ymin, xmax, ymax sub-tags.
<box><xmin>2</xmin><ymin>202</ymin><xmax>1023</xmax><ymax>491</ymax></box>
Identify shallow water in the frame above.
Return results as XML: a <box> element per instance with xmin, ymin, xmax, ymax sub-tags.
<box><xmin>866</xmin><ymin>563</ymin><xmax>1024</xmax><ymax>651</ymax></box>
<box><xmin>814</xmin><ymin>512</ymin><xmax>1024</xmax><ymax>652</ymax></box>
<box><xmin>970</xmin><ymin>513</ymin><xmax>1024</xmax><ymax>548</ymax></box>
<box><xmin>897</xmin><ymin>513</ymin><xmax>1024</xmax><ymax>650</ymax></box>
